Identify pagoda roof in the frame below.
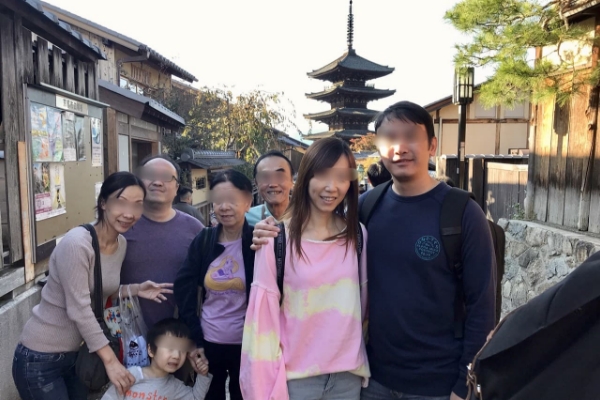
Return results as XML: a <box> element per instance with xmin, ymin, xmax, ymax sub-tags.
<box><xmin>304</xmin><ymin>129</ymin><xmax>372</xmax><ymax>141</ymax></box>
<box><xmin>304</xmin><ymin>107</ymin><xmax>379</xmax><ymax>122</ymax></box>
<box><xmin>306</xmin><ymin>84</ymin><xmax>395</xmax><ymax>101</ymax></box>
<box><xmin>308</xmin><ymin>49</ymin><xmax>394</xmax><ymax>81</ymax></box>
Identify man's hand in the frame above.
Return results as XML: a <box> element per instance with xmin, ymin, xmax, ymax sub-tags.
<box><xmin>250</xmin><ymin>216</ymin><xmax>279</xmax><ymax>250</ymax></box>
<box><xmin>188</xmin><ymin>348</ymin><xmax>209</xmax><ymax>375</ymax></box>
<box><xmin>450</xmin><ymin>392</ymin><xmax>465</xmax><ymax>400</ymax></box>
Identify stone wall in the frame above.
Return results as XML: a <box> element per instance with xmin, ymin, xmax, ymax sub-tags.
<box><xmin>0</xmin><ymin>286</ymin><xmax>42</xmax><ymax>400</ymax></box>
<box><xmin>499</xmin><ymin>219</ymin><xmax>600</xmax><ymax>316</ymax></box>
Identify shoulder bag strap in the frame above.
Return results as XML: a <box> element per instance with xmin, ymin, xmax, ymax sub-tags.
<box><xmin>81</xmin><ymin>224</ymin><xmax>103</xmax><ymax>321</ymax></box>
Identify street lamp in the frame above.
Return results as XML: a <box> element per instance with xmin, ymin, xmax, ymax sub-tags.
<box><xmin>453</xmin><ymin>67</ymin><xmax>475</xmax><ymax>190</ymax></box>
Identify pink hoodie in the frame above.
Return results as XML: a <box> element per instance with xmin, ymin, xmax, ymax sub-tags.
<box><xmin>240</xmin><ymin>225</ymin><xmax>370</xmax><ymax>400</ymax></box>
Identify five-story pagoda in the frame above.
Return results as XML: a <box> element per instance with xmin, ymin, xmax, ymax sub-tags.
<box><xmin>304</xmin><ymin>0</ymin><xmax>395</xmax><ymax>142</ymax></box>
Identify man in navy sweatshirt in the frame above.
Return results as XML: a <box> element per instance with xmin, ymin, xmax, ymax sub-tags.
<box><xmin>359</xmin><ymin>101</ymin><xmax>495</xmax><ymax>400</ymax></box>
<box><xmin>249</xmin><ymin>101</ymin><xmax>495</xmax><ymax>400</ymax></box>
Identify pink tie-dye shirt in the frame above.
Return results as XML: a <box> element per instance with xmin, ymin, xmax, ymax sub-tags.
<box><xmin>240</xmin><ymin>225</ymin><xmax>370</xmax><ymax>400</ymax></box>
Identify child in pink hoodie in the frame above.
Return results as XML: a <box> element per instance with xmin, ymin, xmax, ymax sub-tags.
<box><xmin>240</xmin><ymin>138</ymin><xmax>369</xmax><ymax>400</ymax></box>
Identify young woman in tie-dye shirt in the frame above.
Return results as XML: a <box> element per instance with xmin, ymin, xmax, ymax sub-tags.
<box><xmin>240</xmin><ymin>138</ymin><xmax>369</xmax><ymax>400</ymax></box>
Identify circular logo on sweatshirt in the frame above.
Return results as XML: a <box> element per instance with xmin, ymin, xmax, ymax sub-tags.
<box><xmin>415</xmin><ymin>236</ymin><xmax>441</xmax><ymax>261</ymax></box>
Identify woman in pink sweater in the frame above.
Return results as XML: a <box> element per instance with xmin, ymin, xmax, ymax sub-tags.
<box><xmin>240</xmin><ymin>137</ymin><xmax>369</xmax><ymax>400</ymax></box>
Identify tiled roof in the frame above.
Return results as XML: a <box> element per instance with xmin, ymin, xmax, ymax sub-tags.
<box><xmin>98</xmin><ymin>79</ymin><xmax>185</xmax><ymax>126</ymax></box>
<box><xmin>308</xmin><ymin>49</ymin><xmax>394</xmax><ymax>80</ymax></box>
<box><xmin>304</xmin><ymin>129</ymin><xmax>371</xmax><ymax>141</ymax></box>
<box><xmin>306</xmin><ymin>84</ymin><xmax>396</xmax><ymax>101</ymax></box>
<box><xmin>278</xmin><ymin>135</ymin><xmax>308</xmax><ymax>149</ymax></box>
<box><xmin>179</xmin><ymin>149</ymin><xmax>245</xmax><ymax>170</ymax></box>
<box><xmin>304</xmin><ymin>107</ymin><xmax>379</xmax><ymax>121</ymax></box>
<box><xmin>21</xmin><ymin>0</ymin><xmax>106</xmax><ymax>59</ymax></box>
<box><xmin>564</xmin><ymin>0</ymin><xmax>600</xmax><ymax>16</ymax></box>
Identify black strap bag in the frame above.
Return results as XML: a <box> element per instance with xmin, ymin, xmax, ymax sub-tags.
<box><xmin>75</xmin><ymin>224</ymin><xmax>121</xmax><ymax>391</ymax></box>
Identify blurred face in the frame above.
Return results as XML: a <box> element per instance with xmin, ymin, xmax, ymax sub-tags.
<box><xmin>255</xmin><ymin>156</ymin><xmax>293</xmax><ymax>206</ymax></box>
<box><xmin>308</xmin><ymin>155</ymin><xmax>355</xmax><ymax>215</ymax></box>
<box><xmin>101</xmin><ymin>186</ymin><xmax>145</xmax><ymax>234</ymax></box>
<box><xmin>148</xmin><ymin>334</ymin><xmax>193</xmax><ymax>374</ymax></box>
<box><xmin>211</xmin><ymin>181</ymin><xmax>252</xmax><ymax>228</ymax></box>
<box><xmin>138</xmin><ymin>159</ymin><xmax>179</xmax><ymax>206</ymax></box>
<box><xmin>376</xmin><ymin>118</ymin><xmax>437</xmax><ymax>183</ymax></box>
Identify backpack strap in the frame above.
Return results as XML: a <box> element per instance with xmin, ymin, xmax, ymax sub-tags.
<box><xmin>440</xmin><ymin>188</ymin><xmax>473</xmax><ymax>339</ymax></box>
<box><xmin>359</xmin><ymin>181</ymin><xmax>392</xmax><ymax>226</ymax></box>
<box><xmin>273</xmin><ymin>222</ymin><xmax>286</xmax><ymax>306</ymax></box>
<box><xmin>357</xmin><ymin>224</ymin><xmax>364</xmax><ymax>283</ymax></box>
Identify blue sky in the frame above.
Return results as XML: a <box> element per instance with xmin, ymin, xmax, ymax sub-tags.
<box><xmin>46</xmin><ymin>0</ymin><xmax>476</xmax><ymax>138</ymax></box>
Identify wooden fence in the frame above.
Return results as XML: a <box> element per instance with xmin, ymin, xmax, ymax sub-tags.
<box><xmin>437</xmin><ymin>155</ymin><xmax>529</xmax><ymax>222</ymax></box>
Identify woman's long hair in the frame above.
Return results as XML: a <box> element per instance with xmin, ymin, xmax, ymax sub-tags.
<box><xmin>284</xmin><ymin>137</ymin><xmax>359</xmax><ymax>262</ymax></box>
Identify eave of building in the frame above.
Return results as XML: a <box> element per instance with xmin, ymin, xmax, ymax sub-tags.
<box><xmin>564</xmin><ymin>0</ymin><xmax>600</xmax><ymax>17</ymax></box>
<box><xmin>308</xmin><ymin>49</ymin><xmax>394</xmax><ymax>81</ymax></box>
<box><xmin>306</xmin><ymin>85</ymin><xmax>396</xmax><ymax>101</ymax></box>
<box><xmin>304</xmin><ymin>107</ymin><xmax>379</xmax><ymax>122</ymax></box>
<box><xmin>40</xmin><ymin>1</ymin><xmax>197</xmax><ymax>82</ymax></box>
<box><xmin>98</xmin><ymin>79</ymin><xmax>185</xmax><ymax>129</ymax></box>
<box><xmin>4</xmin><ymin>0</ymin><xmax>106</xmax><ymax>62</ymax></box>
<box><xmin>303</xmin><ymin>129</ymin><xmax>371</xmax><ymax>141</ymax></box>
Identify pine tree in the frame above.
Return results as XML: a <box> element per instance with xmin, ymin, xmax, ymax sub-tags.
<box><xmin>445</xmin><ymin>0</ymin><xmax>600</xmax><ymax>107</ymax></box>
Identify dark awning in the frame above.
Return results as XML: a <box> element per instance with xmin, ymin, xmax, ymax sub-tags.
<box><xmin>98</xmin><ymin>80</ymin><xmax>185</xmax><ymax>129</ymax></box>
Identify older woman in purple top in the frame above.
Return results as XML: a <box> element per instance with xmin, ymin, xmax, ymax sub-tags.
<box><xmin>175</xmin><ymin>169</ymin><xmax>256</xmax><ymax>400</ymax></box>
<box><xmin>12</xmin><ymin>172</ymin><xmax>173</xmax><ymax>400</ymax></box>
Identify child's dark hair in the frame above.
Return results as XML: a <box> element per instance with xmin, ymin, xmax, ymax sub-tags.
<box><xmin>146</xmin><ymin>318</ymin><xmax>191</xmax><ymax>354</ymax></box>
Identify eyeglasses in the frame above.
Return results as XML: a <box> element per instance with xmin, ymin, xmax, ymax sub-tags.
<box><xmin>313</xmin><ymin>168</ymin><xmax>358</xmax><ymax>183</ymax></box>
<box><xmin>139</xmin><ymin>171</ymin><xmax>179</xmax><ymax>183</ymax></box>
<box><xmin>255</xmin><ymin>170</ymin><xmax>290</xmax><ymax>185</ymax></box>
<box><xmin>108</xmin><ymin>198</ymin><xmax>144</xmax><ymax>214</ymax></box>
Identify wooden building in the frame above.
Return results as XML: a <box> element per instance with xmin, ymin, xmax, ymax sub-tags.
<box><xmin>526</xmin><ymin>0</ymin><xmax>600</xmax><ymax>233</ymax></box>
<box><xmin>0</xmin><ymin>0</ymin><xmax>107</xmax><ymax>396</ymax></box>
<box><xmin>304</xmin><ymin>0</ymin><xmax>395</xmax><ymax>142</ymax></box>
<box><xmin>178</xmin><ymin>149</ymin><xmax>246</xmax><ymax>222</ymax></box>
<box><xmin>424</xmin><ymin>91</ymin><xmax>530</xmax><ymax>156</ymax></box>
<box><xmin>40</xmin><ymin>1</ymin><xmax>196</xmax><ymax>175</ymax></box>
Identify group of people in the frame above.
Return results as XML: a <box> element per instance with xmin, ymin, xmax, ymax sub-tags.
<box><xmin>11</xmin><ymin>100</ymin><xmax>496</xmax><ymax>400</ymax></box>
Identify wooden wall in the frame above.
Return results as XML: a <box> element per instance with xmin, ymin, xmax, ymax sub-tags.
<box><xmin>531</xmin><ymin>91</ymin><xmax>600</xmax><ymax>233</ymax></box>
<box><xmin>0</xmin><ymin>11</ymin><xmax>99</xmax><ymax>264</ymax></box>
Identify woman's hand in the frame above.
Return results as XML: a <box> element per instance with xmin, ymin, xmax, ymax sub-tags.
<box><xmin>105</xmin><ymin>358</ymin><xmax>135</xmax><ymax>395</ymax></box>
<box><xmin>250</xmin><ymin>216</ymin><xmax>279</xmax><ymax>250</ymax></box>
<box><xmin>134</xmin><ymin>281</ymin><xmax>173</xmax><ymax>303</ymax></box>
<box><xmin>97</xmin><ymin>346</ymin><xmax>135</xmax><ymax>396</ymax></box>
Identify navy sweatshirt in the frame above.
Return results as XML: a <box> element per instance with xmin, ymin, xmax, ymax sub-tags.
<box><xmin>359</xmin><ymin>183</ymin><xmax>495</xmax><ymax>398</ymax></box>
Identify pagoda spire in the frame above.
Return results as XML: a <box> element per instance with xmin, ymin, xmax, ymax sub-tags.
<box><xmin>347</xmin><ymin>0</ymin><xmax>354</xmax><ymax>50</ymax></box>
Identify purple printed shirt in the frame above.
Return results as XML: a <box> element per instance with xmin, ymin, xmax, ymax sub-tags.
<box><xmin>201</xmin><ymin>239</ymin><xmax>247</xmax><ymax>344</ymax></box>
<box><xmin>121</xmin><ymin>210</ymin><xmax>203</xmax><ymax>328</ymax></box>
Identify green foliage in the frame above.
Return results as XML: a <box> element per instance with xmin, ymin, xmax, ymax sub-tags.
<box><xmin>445</xmin><ymin>0</ymin><xmax>600</xmax><ymax>107</ymax></box>
<box><xmin>161</xmin><ymin>86</ymin><xmax>297</xmax><ymax>166</ymax></box>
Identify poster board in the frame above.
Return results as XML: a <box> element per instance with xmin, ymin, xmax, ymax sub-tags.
<box><xmin>27</xmin><ymin>87</ymin><xmax>104</xmax><ymax>246</ymax></box>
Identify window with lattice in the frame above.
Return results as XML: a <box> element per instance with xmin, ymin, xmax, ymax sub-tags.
<box><xmin>196</xmin><ymin>177</ymin><xmax>207</xmax><ymax>190</ymax></box>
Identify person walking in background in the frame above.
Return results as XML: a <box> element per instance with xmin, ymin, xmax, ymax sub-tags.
<box><xmin>246</xmin><ymin>151</ymin><xmax>294</xmax><ymax>225</ymax></box>
<box><xmin>175</xmin><ymin>169</ymin><xmax>255</xmax><ymax>400</ymax></box>
<box><xmin>121</xmin><ymin>154</ymin><xmax>204</xmax><ymax>329</ymax></box>
<box><xmin>241</xmin><ymin>138</ymin><xmax>369</xmax><ymax>400</ymax></box>
<box><xmin>174</xmin><ymin>185</ymin><xmax>206</xmax><ymax>225</ymax></box>
<box><xmin>367</xmin><ymin>160</ymin><xmax>392</xmax><ymax>188</ymax></box>
<box><xmin>12</xmin><ymin>172</ymin><xmax>173</xmax><ymax>400</ymax></box>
